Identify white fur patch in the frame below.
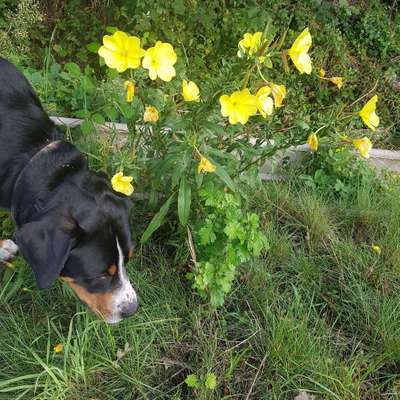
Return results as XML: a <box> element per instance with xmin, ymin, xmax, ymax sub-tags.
<box><xmin>105</xmin><ymin>237</ymin><xmax>137</xmax><ymax>324</ymax></box>
<box><xmin>0</xmin><ymin>239</ymin><xmax>18</xmax><ymax>262</ymax></box>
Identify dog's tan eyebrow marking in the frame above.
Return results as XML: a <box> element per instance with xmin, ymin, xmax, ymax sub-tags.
<box><xmin>108</xmin><ymin>264</ymin><xmax>117</xmax><ymax>276</ymax></box>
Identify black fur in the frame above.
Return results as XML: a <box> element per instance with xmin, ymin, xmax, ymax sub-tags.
<box><xmin>0</xmin><ymin>57</ymin><xmax>134</xmax><ymax>295</ymax></box>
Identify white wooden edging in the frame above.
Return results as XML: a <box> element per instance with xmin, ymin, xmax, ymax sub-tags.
<box><xmin>50</xmin><ymin>116</ymin><xmax>400</xmax><ymax>177</ymax></box>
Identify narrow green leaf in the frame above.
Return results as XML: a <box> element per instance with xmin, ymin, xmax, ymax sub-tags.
<box><xmin>178</xmin><ymin>178</ymin><xmax>191</xmax><ymax>226</ymax></box>
<box><xmin>214</xmin><ymin>164</ymin><xmax>236</xmax><ymax>192</ymax></box>
<box><xmin>205</xmin><ymin>155</ymin><xmax>237</xmax><ymax>192</ymax></box>
<box><xmin>141</xmin><ymin>194</ymin><xmax>175</xmax><ymax>244</ymax></box>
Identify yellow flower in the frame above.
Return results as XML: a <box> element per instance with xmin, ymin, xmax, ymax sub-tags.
<box><xmin>182</xmin><ymin>80</ymin><xmax>200</xmax><ymax>102</ymax></box>
<box><xmin>111</xmin><ymin>172</ymin><xmax>134</xmax><ymax>196</ymax></box>
<box><xmin>98</xmin><ymin>31</ymin><xmax>145</xmax><ymax>73</ymax></box>
<box><xmin>143</xmin><ymin>106</ymin><xmax>159</xmax><ymax>123</ymax></box>
<box><xmin>269</xmin><ymin>83</ymin><xmax>286</xmax><ymax>108</ymax></box>
<box><xmin>219</xmin><ymin>89</ymin><xmax>257</xmax><ymax>125</ymax></box>
<box><xmin>353</xmin><ymin>137</ymin><xmax>372</xmax><ymax>159</ymax></box>
<box><xmin>237</xmin><ymin>32</ymin><xmax>263</xmax><ymax>57</ymax></box>
<box><xmin>359</xmin><ymin>95</ymin><xmax>379</xmax><ymax>131</ymax></box>
<box><xmin>329</xmin><ymin>77</ymin><xmax>344</xmax><ymax>90</ymax></box>
<box><xmin>54</xmin><ymin>344</ymin><xmax>63</xmax><ymax>353</ymax></box>
<box><xmin>371</xmin><ymin>244</ymin><xmax>381</xmax><ymax>255</ymax></box>
<box><xmin>124</xmin><ymin>80</ymin><xmax>135</xmax><ymax>102</ymax></box>
<box><xmin>255</xmin><ymin>86</ymin><xmax>273</xmax><ymax>118</ymax></box>
<box><xmin>198</xmin><ymin>156</ymin><xmax>216</xmax><ymax>174</ymax></box>
<box><xmin>319</xmin><ymin>68</ymin><xmax>326</xmax><ymax>77</ymax></box>
<box><xmin>288</xmin><ymin>27</ymin><xmax>312</xmax><ymax>74</ymax></box>
<box><xmin>142</xmin><ymin>41</ymin><xmax>177</xmax><ymax>82</ymax></box>
<box><xmin>307</xmin><ymin>133</ymin><xmax>318</xmax><ymax>152</ymax></box>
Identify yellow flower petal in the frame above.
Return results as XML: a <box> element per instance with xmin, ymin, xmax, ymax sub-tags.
<box><xmin>219</xmin><ymin>89</ymin><xmax>257</xmax><ymax>125</ymax></box>
<box><xmin>319</xmin><ymin>68</ymin><xmax>326</xmax><ymax>77</ymax></box>
<box><xmin>329</xmin><ymin>77</ymin><xmax>344</xmax><ymax>90</ymax></box>
<box><xmin>124</xmin><ymin>80</ymin><xmax>135</xmax><ymax>102</ymax></box>
<box><xmin>371</xmin><ymin>244</ymin><xmax>381</xmax><ymax>255</ymax></box>
<box><xmin>142</xmin><ymin>41</ymin><xmax>177</xmax><ymax>82</ymax></box>
<box><xmin>359</xmin><ymin>95</ymin><xmax>379</xmax><ymax>131</ymax></box>
<box><xmin>54</xmin><ymin>344</ymin><xmax>63</xmax><ymax>353</ymax></box>
<box><xmin>98</xmin><ymin>31</ymin><xmax>145</xmax><ymax>73</ymax></box>
<box><xmin>353</xmin><ymin>137</ymin><xmax>372</xmax><ymax>159</ymax></box>
<box><xmin>237</xmin><ymin>32</ymin><xmax>263</xmax><ymax>57</ymax></box>
<box><xmin>143</xmin><ymin>106</ymin><xmax>159</xmax><ymax>123</ymax></box>
<box><xmin>198</xmin><ymin>156</ymin><xmax>216</xmax><ymax>174</ymax></box>
<box><xmin>111</xmin><ymin>172</ymin><xmax>134</xmax><ymax>196</ymax></box>
<box><xmin>307</xmin><ymin>133</ymin><xmax>318</xmax><ymax>152</ymax></box>
<box><xmin>182</xmin><ymin>80</ymin><xmax>200</xmax><ymax>102</ymax></box>
<box><xmin>269</xmin><ymin>83</ymin><xmax>286</xmax><ymax>108</ymax></box>
<box><xmin>288</xmin><ymin>27</ymin><xmax>312</xmax><ymax>74</ymax></box>
<box><xmin>256</xmin><ymin>86</ymin><xmax>273</xmax><ymax>118</ymax></box>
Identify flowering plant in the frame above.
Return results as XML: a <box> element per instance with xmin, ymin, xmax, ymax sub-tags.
<box><xmin>86</xmin><ymin>24</ymin><xmax>381</xmax><ymax>306</ymax></box>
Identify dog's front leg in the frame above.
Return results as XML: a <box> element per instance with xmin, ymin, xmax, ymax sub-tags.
<box><xmin>0</xmin><ymin>239</ymin><xmax>19</xmax><ymax>263</ymax></box>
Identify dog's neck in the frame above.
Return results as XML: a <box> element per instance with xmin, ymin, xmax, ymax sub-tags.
<box><xmin>10</xmin><ymin>141</ymin><xmax>86</xmax><ymax>227</ymax></box>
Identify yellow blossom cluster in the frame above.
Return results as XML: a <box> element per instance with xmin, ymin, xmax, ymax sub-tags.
<box><xmin>99</xmin><ymin>26</ymin><xmax>382</xmax><ymax>191</ymax></box>
<box><xmin>219</xmin><ymin>83</ymin><xmax>286</xmax><ymax>125</ymax></box>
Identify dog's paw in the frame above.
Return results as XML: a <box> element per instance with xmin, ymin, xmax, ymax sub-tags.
<box><xmin>0</xmin><ymin>239</ymin><xmax>19</xmax><ymax>262</ymax></box>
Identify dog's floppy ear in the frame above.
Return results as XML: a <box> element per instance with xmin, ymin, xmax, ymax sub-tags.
<box><xmin>112</xmin><ymin>213</ymin><xmax>134</xmax><ymax>258</ymax></box>
<box><xmin>15</xmin><ymin>217</ymin><xmax>73</xmax><ymax>289</ymax></box>
<box><xmin>102</xmin><ymin>193</ymin><xmax>134</xmax><ymax>258</ymax></box>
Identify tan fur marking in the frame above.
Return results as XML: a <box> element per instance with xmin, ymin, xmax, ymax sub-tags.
<box><xmin>108</xmin><ymin>264</ymin><xmax>117</xmax><ymax>276</ymax></box>
<box><xmin>61</xmin><ymin>277</ymin><xmax>114</xmax><ymax>320</ymax></box>
<box><xmin>128</xmin><ymin>249</ymin><xmax>134</xmax><ymax>258</ymax></box>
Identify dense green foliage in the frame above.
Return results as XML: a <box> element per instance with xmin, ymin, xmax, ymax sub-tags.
<box><xmin>1</xmin><ymin>0</ymin><xmax>399</xmax><ymax>145</ymax></box>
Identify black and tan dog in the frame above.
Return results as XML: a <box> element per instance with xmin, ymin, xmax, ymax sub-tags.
<box><xmin>0</xmin><ymin>58</ymin><xmax>138</xmax><ymax>323</ymax></box>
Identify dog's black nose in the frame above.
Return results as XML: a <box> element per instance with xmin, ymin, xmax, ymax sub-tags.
<box><xmin>120</xmin><ymin>300</ymin><xmax>139</xmax><ymax>319</ymax></box>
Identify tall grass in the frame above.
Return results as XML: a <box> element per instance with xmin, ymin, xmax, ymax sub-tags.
<box><xmin>1</xmin><ymin>176</ymin><xmax>400</xmax><ymax>399</ymax></box>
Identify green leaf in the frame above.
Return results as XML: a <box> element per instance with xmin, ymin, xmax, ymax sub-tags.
<box><xmin>105</xmin><ymin>26</ymin><xmax>118</xmax><ymax>33</ymax></box>
<box><xmin>198</xmin><ymin>223</ymin><xmax>216</xmax><ymax>245</ymax></box>
<box><xmin>224</xmin><ymin>221</ymin><xmax>243</xmax><ymax>240</ymax></box>
<box><xmin>75</xmin><ymin>109</ymin><xmax>90</xmax><ymax>119</ymax></box>
<box><xmin>141</xmin><ymin>194</ymin><xmax>175</xmax><ymax>244</ymax></box>
<box><xmin>205</xmin><ymin>154</ymin><xmax>236</xmax><ymax>192</ymax></box>
<box><xmin>64</xmin><ymin>62</ymin><xmax>81</xmax><ymax>77</ymax></box>
<box><xmin>204</xmin><ymin>372</ymin><xmax>217</xmax><ymax>389</ymax></box>
<box><xmin>178</xmin><ymin>178</ymin><xmax>191</xmax><ymax>226</ymax></box>
<box><xmin>214</xmin><ymin>164</ymin><xmax>236</xmax><ymax>192</ymax></box>
<box><xmin>92</xmin><ymin>113</ymin><xmax>106</xmax><ymax>125</ymax></box>
<box><xmin>80</xmin><ymin>119</ymin><xmax>93</xmax><ymax>135</ymax></box>
<box><xmin>171</xmin><ymin>153</ymin><xmax>189</xmax><ymax>188</ymax></box>
<box><xmin>86</xmin><ymin>42</ymin><xmax>100</xmax><ymax>53</ymax></box>
<box><xmin>103</xmin><ymin>105</ymin><xmax>118</xmax><ymax>121</ymax></box>
<box><xmin>185</xmin><ymin>374</ymin><xmax>199</xmax><ymax>388</ymax></box>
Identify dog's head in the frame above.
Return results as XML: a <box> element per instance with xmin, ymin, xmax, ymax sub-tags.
<box><xmin>14</xmin><ymin>169</ymin><xmax>138</xmax><ymax>324</ymax></box>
